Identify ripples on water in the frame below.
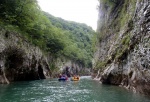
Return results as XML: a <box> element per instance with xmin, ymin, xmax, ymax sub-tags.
<box><xmin>0</xmin><ymin>76</ymin><xmax>150</xmax><ymax>102</ymax></box>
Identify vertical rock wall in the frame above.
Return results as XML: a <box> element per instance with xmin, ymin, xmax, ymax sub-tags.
<box><xmin>0</xmin><ymin>28</ymin><xmax>51</xmax><ymax>84</ymax></box>
<box><xmin>94</xmin><ymin>0</ymin><xmax>150</xmax><ymax>95</ymax></box>
<box><xmin>52</xmin><ymin>58</ymin><xmax>91</xmax><ymax>77</ymax></box>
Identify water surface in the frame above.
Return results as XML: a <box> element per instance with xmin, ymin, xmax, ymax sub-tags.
<box><xmin>0</xmin><ymin>76</ymin><xmax>150</xmax><ymax>102</ymax></box>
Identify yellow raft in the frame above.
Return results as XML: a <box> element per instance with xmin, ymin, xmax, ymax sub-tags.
<box><xmin>71</xmin><ymin>76</ymin><xmax>80</xmax><ymax>81</ymax></box>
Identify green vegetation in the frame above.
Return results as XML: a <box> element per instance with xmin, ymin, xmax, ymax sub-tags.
<box><xmin>100</xmin><ymin>0</ymin><xmax>117</xmax><ymax>6</ymax></box>
<box><xmin>115</xmin><ymin>34</ymin><xmax>130</xmax><ymax>60</ymax></box>
<box><xmin>45</xmin><ymin>13</ymin><xmax>96</xmax><ymax>66</ymax></box>
<box><xmin>0</xmin><ymin>0</ymin><xmax>96</xmax><ymax>67</ymax></box>
<box><xmin>121</xmin><ymin>35</ymin><xmax>130</xmax><ymax>45</ymax></box>
<box><xmin>95</xmin><ymin>61</ymin><xmax>107</xmax><ymax>69</ymax></box>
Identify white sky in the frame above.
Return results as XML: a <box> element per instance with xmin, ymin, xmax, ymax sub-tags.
<box><xmin>37</xmin><ymin>0</ymin><xmax>99</xmax><ymax>30</ymax></box>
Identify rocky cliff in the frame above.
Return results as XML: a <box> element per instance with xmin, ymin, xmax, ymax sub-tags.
<box><xmin>49</xmin><ymin>58</ymin><xmax>91</xmax><ymax>77</ymax></box>
<box><xmin>94</xmin><ymin>0</ymin><xmax>150</xmax><ymax>95</ymax></box>
<box><xmin>0</xmin><ymin>28</ymin><xmax>51</xmax><ymax>84</ymax></box>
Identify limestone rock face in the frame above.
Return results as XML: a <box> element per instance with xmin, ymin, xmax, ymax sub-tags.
<box><xmin>62</xmin><ymin>62</ymin><xmax>91</xmax><ymax>76</ymax></box>
<box><xmin>53</xmin><ymin>59</ymin><xmax>91</xmax><ymax>77</ymax></box>
<box><xmin>0</xmin><ymin>29</ymin><xmax>50</xmax><ymax>84</ymax></box>
<box><xmin>94</xmin><ymin>0</ymin><xmax>150</xmax><ymax>95</ymax></box>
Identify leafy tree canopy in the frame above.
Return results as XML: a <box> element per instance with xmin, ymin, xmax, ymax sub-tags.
<box><xmin>0</xmin><ymin>0</ymin><xmax>96</xmax><ymax>67</ymax></box>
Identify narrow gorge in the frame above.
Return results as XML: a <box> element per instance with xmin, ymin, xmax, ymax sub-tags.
<box><xmin>0</xmin><ymin>0</ymin><xmax>149</xmax><ymax>98</ymax></box>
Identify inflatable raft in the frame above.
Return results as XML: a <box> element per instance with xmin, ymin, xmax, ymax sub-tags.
<box><xmin>71</xmin><ymin>76</ymin><xmax>80</xmax><ymax>81</ymax></box>
<box><xmin>58</xmin><ymin>76</ymin><xmax>68</xmax><ymax>81</ymax></box>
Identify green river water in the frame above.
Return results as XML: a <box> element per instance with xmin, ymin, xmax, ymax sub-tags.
<box><xmin>0</xmin><ymin>76</ymin><xmax>150</xmax><ymax>102</ymax></box>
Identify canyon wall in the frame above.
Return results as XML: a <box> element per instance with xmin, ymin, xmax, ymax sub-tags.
<box><xmin>94</xmin><ymin>0</ymin><xmax>150</xmax><ymax>95</ymax></box>
<box><xmin>0</xmin><ymin>28</ymin><xmax>51</xmax><ymax>84</ymax></box>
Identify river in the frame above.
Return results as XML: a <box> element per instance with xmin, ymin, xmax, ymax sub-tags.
<box><xmin>0</xmin><ymin>76</ymin><xmax>150</xmax><ymax>102</ymax></box>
